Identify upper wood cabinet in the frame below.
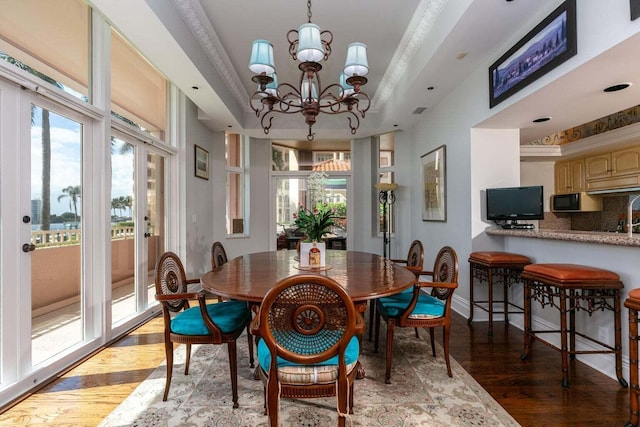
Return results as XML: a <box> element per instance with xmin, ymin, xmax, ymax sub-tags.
<box><xmin>612</xmin><ymin>146</ymin><xmax>640</xmax><ymax>176</ymax></box>
<box><xmin>554</xmin><ymin>158</ymin><xmax>585</xmax><ymax>194</ymax></box>
<box><xmin>585</xmin><ymin>146</ymin><xmax>640</xmax><ymax>181</ymax></box>
<box><xmin>585</xmin><ymin>153</ymin><xmax>611</xmax><ymax>180</ymax></box>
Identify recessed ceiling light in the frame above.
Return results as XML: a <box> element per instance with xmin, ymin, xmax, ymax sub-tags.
<box><xmin>603</xmin><ymin>82</ymin><xmax>632</xmax><ymax>92</ymax></box>
<box><xmin>532</xmin><ymin>117</ymin><xmax>551</xmax><ymax>123</ymax></box>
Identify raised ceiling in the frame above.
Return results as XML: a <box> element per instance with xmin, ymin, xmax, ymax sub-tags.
<box><xmin>92</xmin><ymin>0</ymin><xmax>640</xmax><ymax>145</ymax></box>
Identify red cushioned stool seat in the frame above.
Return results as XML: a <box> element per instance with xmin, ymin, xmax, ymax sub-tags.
<box><xmin>624</xmin><ymin>289</ymin><xmax>640</xmax><ymax>426</ymax></box>
<box><xmin>468</xmin><ymin>251</ymin><xmax>531</xmax><ymax>336</ymax></box>
<box><xmin>521</xmin><ymin>263</ymin><xmax>627</xmax><ymax>389</ymax></box>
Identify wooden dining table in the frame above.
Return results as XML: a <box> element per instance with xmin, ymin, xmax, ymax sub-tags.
<box><xmin>200</xmin><ymin>249</ymin><xmax>416</xmax><ymax>379</ymax></box>
<box><xmin>200</xmin><ymin>249</ymin><xmax>417</xmax><ymax>307</ymax></box>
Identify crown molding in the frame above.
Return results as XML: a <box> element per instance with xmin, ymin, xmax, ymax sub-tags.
<box><xmin>171</xmin><ymin>0</ymin><xmax>248</xmax><ymax>111</ymax></box>
<box><xmin>371</xmin><ymin>0</ymin><xmax>447</xmax><ymax>112</ymax></box>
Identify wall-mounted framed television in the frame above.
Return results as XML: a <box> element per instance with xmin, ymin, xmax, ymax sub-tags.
<box><xmin>485</xmin><ymin>185</ymin><xmax>544</xmax><ymax>228</ymax></box>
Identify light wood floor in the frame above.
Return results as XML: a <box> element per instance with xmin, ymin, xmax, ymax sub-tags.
<box><xmin>0</xmin><ymin>311</ymin><xmax>631</xmax><ymax>426</ymax></box>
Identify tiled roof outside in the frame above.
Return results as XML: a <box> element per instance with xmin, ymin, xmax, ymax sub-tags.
<box><xmin>312</xmin><ymin>159</ymin><xmax>351</xmax><ymax>171</ymax></box>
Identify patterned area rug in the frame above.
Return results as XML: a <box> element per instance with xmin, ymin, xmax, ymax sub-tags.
<box><xmin>99</xmin><ymin>327</ymin><xmax>519</xmax><ymax>426</ymax></box>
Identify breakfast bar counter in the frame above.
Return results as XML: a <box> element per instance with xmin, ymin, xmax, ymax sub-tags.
<box><xmin>485</xmin><ymin>227</ymin><xmax>640</xmax><ymax>247</ymax></box>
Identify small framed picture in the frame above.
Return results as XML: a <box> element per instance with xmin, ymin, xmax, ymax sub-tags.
<box><xmin>194</xmin><ymin>145</ymin><xmax>209</xmax><ymax>180</ymax></box>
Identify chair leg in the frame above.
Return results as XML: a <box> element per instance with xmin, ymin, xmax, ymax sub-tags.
<box><xmin>184</xmin><ymin>343</ymin><xmax>191</xmax><ymax>375</ymax></box>
<box><xmin>374</xmin><ymin>305</ymin><xmax>381</xmax><ymax>353</ymax></box>
<box><xmin>337</xmin><ymin>377</ymin><xmax>348</xmax><ymax>427</ymax></box>
<box><xmin>227</xmin><ymin>341</ymin><xmax>240</xmax><ymax>408</ymax></box>
<box><xmin>443</xmin><ymin>324</ymin><xmax>452</xmax><ymax>377</ymax></box>
<box><xmin>348</xmin><ymin>378</ymin><xmax>355</xmax><ymax>414</ymax></box>
<box><xmin>247</xmin><ymin>325</ymin><xmax>255</xmax><ymax>368</ymax></box>
<box><xmin>414</xmin><ymin>327</ymin><xmax>419</xmax><ymax>338</ymax></box>
<box><xmin>368</xmin><ymin>300</ymin><xmax>376</xmax><ymax>341</ymax></box>
<box><xmin>429</xmin><ymin>327</ymin><xmax>436</xmax><ymax>357</ymax></box>
<box><xmin>385</xmin><ymin>321</ymin><xmax>395</xmax><ymax>384</ymax></box>
<box><xmin>162</xmin><ymin>340</ymin><xmax>174</xmax><ymax>401</ymax></box>
<box><xmin>266</xmin><ymin>375</ymin><xmax>280</xmax><ymax>426</ymax></box>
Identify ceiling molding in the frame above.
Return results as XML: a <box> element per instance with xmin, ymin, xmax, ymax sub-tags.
<box><xmin>371</xmin><ymin>0</ymin><xmax>447</xmax><ymax>112</ymax></box>
<box><xmin>171</xmin><ymin>0</ymin><xmax>248</xmax><ymax>111</ymax></box>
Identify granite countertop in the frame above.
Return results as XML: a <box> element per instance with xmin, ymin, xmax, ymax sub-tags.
<box><xmin>485</xmin><ymin>227</ymin><xmax>640</xmax><ymax>247</ymax></box>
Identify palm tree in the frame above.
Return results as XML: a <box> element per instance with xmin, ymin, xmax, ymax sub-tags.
<box><xmin>58</xmin><ymin>186</ymin><xmax>81</xmax><ymax>227</ymax></box>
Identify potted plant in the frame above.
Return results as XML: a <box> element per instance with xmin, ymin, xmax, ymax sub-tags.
<box><xmin>293</xmin><ymin>203</ymin><xmax>337</xmax><ymax>267</ymax></box>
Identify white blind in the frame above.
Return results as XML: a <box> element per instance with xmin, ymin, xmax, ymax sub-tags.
<box><xmin>111</xmin><ymin>30</ymin><xmax>166</xmax><ymax>138</ymax></box>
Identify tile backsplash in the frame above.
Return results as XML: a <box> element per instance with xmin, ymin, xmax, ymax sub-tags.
<box><xmin>540</xmin><ymin>195</ymin><xmax>638</xmax><ymax>232</ymax></box>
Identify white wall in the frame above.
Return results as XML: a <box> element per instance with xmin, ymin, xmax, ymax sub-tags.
<box><xmin>395</xmin><ymin>0</ymin><xmax>640</xmax><ymax>381</ymax></box>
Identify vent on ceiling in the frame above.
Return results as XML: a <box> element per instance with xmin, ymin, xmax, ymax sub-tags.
<box><xmin>412</xmin><ymin>107</ymin><xmax>427</xmax><ymax>114</ymax></box>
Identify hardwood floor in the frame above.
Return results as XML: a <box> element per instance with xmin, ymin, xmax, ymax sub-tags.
<box><xmin>0</xmin><ymin>311</ymin><xmax>631</xmax><ymax>426</ymax></box>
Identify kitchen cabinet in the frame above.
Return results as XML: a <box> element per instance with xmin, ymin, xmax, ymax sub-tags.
<box><xmin>585</xmin><ymin>146</ymin><xmax>640</xmax><ymax>181</ymax></box>
<box><xmin>554</xmin><ymin>158</ymin><xmax>585</xmax><ymax>194</ymax></box>
<box><xmin>583</xmin><ymin>146</ymin><xmax>640</xmax><ymax>191</ymax></box>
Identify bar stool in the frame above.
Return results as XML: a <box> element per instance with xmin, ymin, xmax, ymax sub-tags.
<box><xmin>520</xmin><ymin>263</ymin><xmax>627</xmax><ymax>389</ymax></box>
<box><xmin>467</xmin><ymin>251</ymin><xmax>531</xmax><ymax>336</ymax></box>
<box><xmin>625</xmin><ymin>288</ymin><xmax>640</xmax><ymax>427</ymax></box>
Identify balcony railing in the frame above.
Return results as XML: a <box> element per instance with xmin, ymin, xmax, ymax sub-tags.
<box><xmin>31</xmin><ymin>225</ymin><xmax>135</xmax><ymax>247</ymax></box>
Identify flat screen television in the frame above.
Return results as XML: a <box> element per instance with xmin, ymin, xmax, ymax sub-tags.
<box><xmin>485</xmin><ymin>185</ymin><xmax>544</xmax><ymax>223</ymax></box>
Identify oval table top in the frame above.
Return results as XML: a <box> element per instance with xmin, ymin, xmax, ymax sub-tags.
<box><xmin>200</xmin><ymin>250</ymin><xmax>416</xmax><ymax>303</ymax></box>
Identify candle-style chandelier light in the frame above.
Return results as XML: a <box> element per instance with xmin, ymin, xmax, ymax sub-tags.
<box><xmin>248</xmin><ymin>0</ymin><xmax>370</xmax><ymax>141</ymax></box>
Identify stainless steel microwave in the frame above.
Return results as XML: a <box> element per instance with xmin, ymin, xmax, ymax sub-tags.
<box><xmin>551</xmin><ymin>192</ymin><xmax>602</xmax><ymax>212</ymax></box>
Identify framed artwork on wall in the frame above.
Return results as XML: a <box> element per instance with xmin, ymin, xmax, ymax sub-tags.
<box><xmin>194</xmin><ymin>145</ymin><xmax>209</xmax><ymax>180</ymax></box>
<box><xmin>421</xmin><ymin>145</ymin><xmax>446</xmax><ymax>222</ymax></box>
<box><xmin>489</xmin><ymin>0</ymin><xmax>577</xmax><ymax>108</ymax></box>
<box><xmin>632</xmin><ymin>0</ymin><xmax>640</xmax><ymax>20</ymax></box>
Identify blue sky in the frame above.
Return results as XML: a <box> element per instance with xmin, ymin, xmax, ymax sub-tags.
<box><xmin>30</xmin><ymin>107</ymin><xmax>133</xmax><ymax>217</ymax></box>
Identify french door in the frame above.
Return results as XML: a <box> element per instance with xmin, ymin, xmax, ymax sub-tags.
<box><xmin>110</xmin><ymin>129</ymin><xmax>166</xmax><ymax>328</ymax></box>
<box><xmin>0</xmin><ymin>79</ymin><xmax>169</xmax><ymax>403</ymax></box>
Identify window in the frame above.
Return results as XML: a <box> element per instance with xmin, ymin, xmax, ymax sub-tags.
<box><xmin>0</xmin><ymin>0</ymin><xmax>90</xmax><ymax>101</ymax></box>
<box><xmin>111</xmin><ymin>29</ymin><xmax>167</xmax><ymax>140</ymax></box>
<box><xmin>226</xmin><ymin>133</ymin><xmax>247</xmax><ymax>235</ymax></box>
<box><xmin>377</xmin><ymin>133</ymin><xmax>395</xmax><ymax>234</ymax></box>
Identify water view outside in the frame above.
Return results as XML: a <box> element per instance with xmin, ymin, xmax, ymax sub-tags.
<box><xmin>30</xmin><ymin>104</ymin><xmax>83</xmax><ymax>367</ymax></box>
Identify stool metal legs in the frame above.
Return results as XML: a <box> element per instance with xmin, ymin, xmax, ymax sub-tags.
<box><xmin>521</xmin><ymin>280</ymin><xmax>627</xmax><ymax>389</ymax></box>
<box><xmin>627</xmin><ymin>307</ymin><xmax>639</xmax><ymax>427</ymax></box>
<box><xmin>468</xmin><ymin>263</ymin><xmax>524</xmax><ymax>336</ymax></box>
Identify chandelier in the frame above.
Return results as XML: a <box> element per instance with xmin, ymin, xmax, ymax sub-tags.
<box><xmin>248</xmin><ymin>0</ymin><xmax>370</xmax><ymax>141</ymax></box>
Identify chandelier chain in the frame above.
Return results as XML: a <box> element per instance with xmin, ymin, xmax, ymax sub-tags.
<box><xmin>307</xmin><ymin>0</ymin><xmax>312</xmax><ymax>23</ymax></box>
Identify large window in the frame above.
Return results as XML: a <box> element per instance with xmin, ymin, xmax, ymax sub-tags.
<box><xmin>111</xmin><ymin>29</ymin><xmax>167</xmax><ymax>140</ymax></box>
<box><xmin>0</xmin><ymin>0</ymin><xmax>90</xmax><ymax>101</ymax></box>
<box><xmin>226</xmin><ymin>133</ymin><xmax>247</xmax><ymax>235</ymax></box>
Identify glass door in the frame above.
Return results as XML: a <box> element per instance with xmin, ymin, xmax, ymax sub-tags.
<box><xmin>29</xmin><ymin>104</ymin><xmax>85</xmax><ymax>366</ymax></box>
<box><xmin>110</xmin><ymin>131</ymin><xmax>166</xmax><ymax>327</ymax></box>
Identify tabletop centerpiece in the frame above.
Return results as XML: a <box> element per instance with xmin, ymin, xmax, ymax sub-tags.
<box><xmin>293</xmin><ymin>202</ymin><xmax>336</xmax><ymax>268</ymax></box>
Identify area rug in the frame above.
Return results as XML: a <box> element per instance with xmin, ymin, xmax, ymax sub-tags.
<box><xmin>99</xmin><ymin>327</ymin><xmax>519</xmax><ymax>426</ymax></box>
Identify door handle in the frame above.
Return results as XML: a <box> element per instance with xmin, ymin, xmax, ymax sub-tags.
<box><xmin>144</xmin><ymin>232</ymin><xmax>151</xmax><ymax>238</ymax></box>
<box><xmin>22</xmin><ymin>243</ymin><xmax>36</xmax><ymax>252</ymax></box>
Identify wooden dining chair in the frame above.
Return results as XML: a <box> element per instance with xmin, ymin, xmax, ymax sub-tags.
<box><xmin>154</xmin><ymin>251</ymin><xmax>252</xmax><ymax>407</ymax></box>
<box><xmin>251</xmin><ymin>274</ymin><xmax>365</xmax><ymax>427</ymax></box>
<box><xmin>210</xmin><ymin>241</ymin><xmax>255</xmax><ymax>368</ymax></box>
<box><xmin>390</xmin><ymin>239</ymin><xmax>425</xmax><ymax>278</ymax></box>
<box><xmin>374</xmin><ymin>246</ymin><xmax>459</xmax><ymax>383</ymax></box>
<box><xmin>369</xmin><ymin>239</ymin><xmax>424</xmax><ymax>340</ymax></box>
<box><xmin>211</xmin><ymin>241</ymin><xmax>228</xmax><ymax>269</ymax></box>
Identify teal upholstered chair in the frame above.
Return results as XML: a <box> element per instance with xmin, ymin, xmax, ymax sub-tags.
<box><xmin>251</xmin><ymin>274</ymin><xmax>364</xmax><ymax>427</ymax></box>
<box><xmin>210</xmin><ymin>241</ymin><xmax>254</xmax><ymax>363</ymax></box>
<box><xmin>369</xmin><ymin>239</ymin><xmax>425</xmax><ymax>340</ymax></box>
<box><xmin>154</xmin><ymin>251</ymin><xmax>252</xmax><ymax>407</ymax></box>
<box><xmin>374</xmin><ymin>246</ymin><xmax>458</xmax><ymax>383</ymax></box>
